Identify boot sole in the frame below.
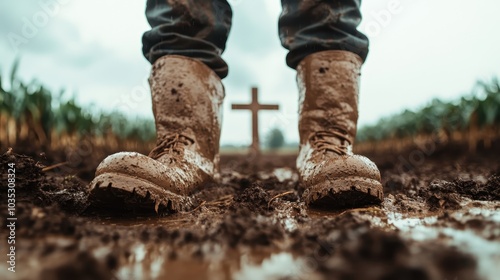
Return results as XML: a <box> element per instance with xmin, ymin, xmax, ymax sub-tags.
<box><xmin>87</xmin><ymin>172</ymin><xmax>195</xmax><ymax>215</ymax></box>
<box><xmin>303</xmin><ymin>176</ymin><xmax>383</xmax><ymax>210</ymax></box>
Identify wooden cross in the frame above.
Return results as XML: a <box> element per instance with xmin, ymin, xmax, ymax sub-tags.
<box><xmin>232</xmin><ymin>87</ymin><xmax>280</xmax><ymax>156</ymax></box>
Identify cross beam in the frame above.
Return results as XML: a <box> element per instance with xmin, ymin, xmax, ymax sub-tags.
<box><xmin>232</xmin><ymin>87</ymin><xmax>279</xmax><ymax>156</ymax></box>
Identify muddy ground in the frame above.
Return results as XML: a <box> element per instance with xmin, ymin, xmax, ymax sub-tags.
<box><xmin>0</xmin><ymin>143</ymin><xmax>500</xmax><ymax>280</ymax></box>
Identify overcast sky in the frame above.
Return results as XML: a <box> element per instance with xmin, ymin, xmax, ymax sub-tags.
<box><xmin>1</xmin><ymin>0</ymin><xmax>499</xmax><ymax>145</ymax></box>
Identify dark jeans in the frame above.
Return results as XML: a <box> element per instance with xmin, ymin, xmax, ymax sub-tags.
<box><xmin>142</xmin><ymin>0</ymin><xmax>368</xmax><ymax>79</ymax></box>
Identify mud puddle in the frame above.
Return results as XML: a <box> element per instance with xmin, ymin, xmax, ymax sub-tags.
<box><xmin>385</xmin><ymin>200</ymin><xmax>500</xmax><ymax>280</ymax></box>
<box><xmin>86</xmin><ymin>199</ymin><xmax>500</xmax><ymax>280</ymax></box>
<box><xmin>114</xmin><ymin>245</ymin><xmax>318</xmax><ymax>280</ymax></box>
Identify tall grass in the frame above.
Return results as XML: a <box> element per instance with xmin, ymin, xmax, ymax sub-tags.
<box><xmin>355</xmin><ymin>78</ymin><xmax>500</xmax><ymax>152</ymax></box>
<box><xmin>0</xmin><ymin>61</ymin><xmax>156</xmax><ymax>151</ymax></box>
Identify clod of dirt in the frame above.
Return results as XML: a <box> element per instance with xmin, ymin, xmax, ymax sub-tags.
<box><xmin>483</xmin><ymin>175</ymin><xmax>500</xmax><ymax>199</ymax></box>
<box><xmin>426</xmin><ymin>193</ymin><xmax>461</xmax><ymax>211</ymax></box>
<box><xmin>1</xmin><ymin>150</ymin><xmax>90</xmax><ymax>213</ymax></box>
<box><xmin>205</xmin><ymin>185</ymin><xmax>284</xmax><ymax>248</ymax></box>
<box><xmin>209</xmin><ymin>211</ymin><xmax>284</xmax><ymax>248</ymax></box>
<box><xmin>44</xmin><ymin>176</ymin><xmax>90</xmax><ymax>213</ymax></box>
<box><xmin>230</xmin><ymin>184</ymin><xmax>271</xmax><ymax>214</ymax></box>
<box><xmin>429</xmin><ymin>178</ymin><xmax>500</xmax><ymax>202</ymax></box>
<box><xmin>1</xmin><ymin>149</ymin><xmax>44</xmax><ymax>192</ymax></box>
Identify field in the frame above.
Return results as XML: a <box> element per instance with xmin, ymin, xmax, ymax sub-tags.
<box><xmin>1</xmin><ymin>139</ymin><xmax>499</xmax><ymax>280</ymax></box>
<box><xmin>1</xmin><ymin>72</ymin><xmax>500</xmax><ymax>279</ymax></box>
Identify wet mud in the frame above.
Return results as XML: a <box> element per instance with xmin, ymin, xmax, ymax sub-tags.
<box><xmin>0</xmin><ymin>148</ymin><xmax>499</xmax><ymax>280</ymax></box>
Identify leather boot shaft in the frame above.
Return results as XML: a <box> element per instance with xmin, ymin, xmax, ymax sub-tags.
<box><xmin>88</xmin><ymin>55</ymin><xmax>225</xmax><ymax>213</ymax></box>
<box><xmin>149</xmin><ymin>55</ymin><xmax>225</xmax><ymax>164</ymax></box>
<box><xmin>295</xmin><ymin>50</ymin><xmax>383</xmax><ymax>209</ymax></box>
<box><xmin>297</xmin><ymin>51</ymin><xmax>362</xmax><ymax>147</ymax></box>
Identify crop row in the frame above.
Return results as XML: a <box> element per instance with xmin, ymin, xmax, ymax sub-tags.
<box><xmin>355</xmin><ymin>78</ymin><xmax>500</xmax><ymax>152</ymax></box>
<box><xmin>0</xmin><ymin>62</ymin><xmax>156</xmax><ymax>150</ymax></box>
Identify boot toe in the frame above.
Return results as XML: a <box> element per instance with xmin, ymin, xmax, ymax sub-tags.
<box><xmin>324</xmin><ymin>154</ymin><xmax>381</xmax><ymax>182</ymax></box>
<box><xmin>88</xmin><ymin>152</ymin><xmax>202</xmax><ymax>215</ymax></box>
<box><xmin>301</xmin><ymin>154</ymin><xmax>383</xmax><ymax>209</ymax></box>
<box><xmin>95</xmin><ymin>152</ymin><xmax>188</xmax><ymax>193</ymax></box>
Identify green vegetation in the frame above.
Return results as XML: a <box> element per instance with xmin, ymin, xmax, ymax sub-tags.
<box><xmin>356</xmin><ymin>78</ymin><xmax>500</xmax><ymax>144</ymax></box>
<box><xmin>0</xmin><ymin>61</ymin><xmax>155</xmax><ymax>150</ymax></box>
<box><xmin>265</xmin><ymin>127</ymin><xmax>286</xmax><ymax>150</ymax></box>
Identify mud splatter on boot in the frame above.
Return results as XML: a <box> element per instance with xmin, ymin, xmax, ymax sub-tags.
<box><xmin>88</xmin><ymin>55</ymin><xmax>224</xmax><ymax>215</ymax></box>
<box><xmin>296</xmin><ymin>51</ymin><xmax>383</xmax><ymax>209</ymax></box>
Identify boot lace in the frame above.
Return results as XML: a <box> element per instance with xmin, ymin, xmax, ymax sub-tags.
<box><xmin>148</xmin><ymin>133</ymin><xmax>195</xmax><ymax>159</ymax></box>
<box><xmin>309</xmin><ymin>129</ymin><xmax>351</xmax><ymax>155</ymax></box>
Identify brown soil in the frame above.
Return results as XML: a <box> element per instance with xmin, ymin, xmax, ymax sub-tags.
<box><xmin>1</xmin><ymin>144</ymin><xmax>499</xmax><ymax>280</ymax></box>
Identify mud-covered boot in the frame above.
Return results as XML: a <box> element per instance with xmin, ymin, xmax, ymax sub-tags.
<box><xmin>88</xmin><ymin>55</ymin><xmax>224</xmax><ymax>214</ymax></box>
<box><xmin>296</xmin><ymin>51</ymin><xmax>383</xmax><ymax>209</ymax></box>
